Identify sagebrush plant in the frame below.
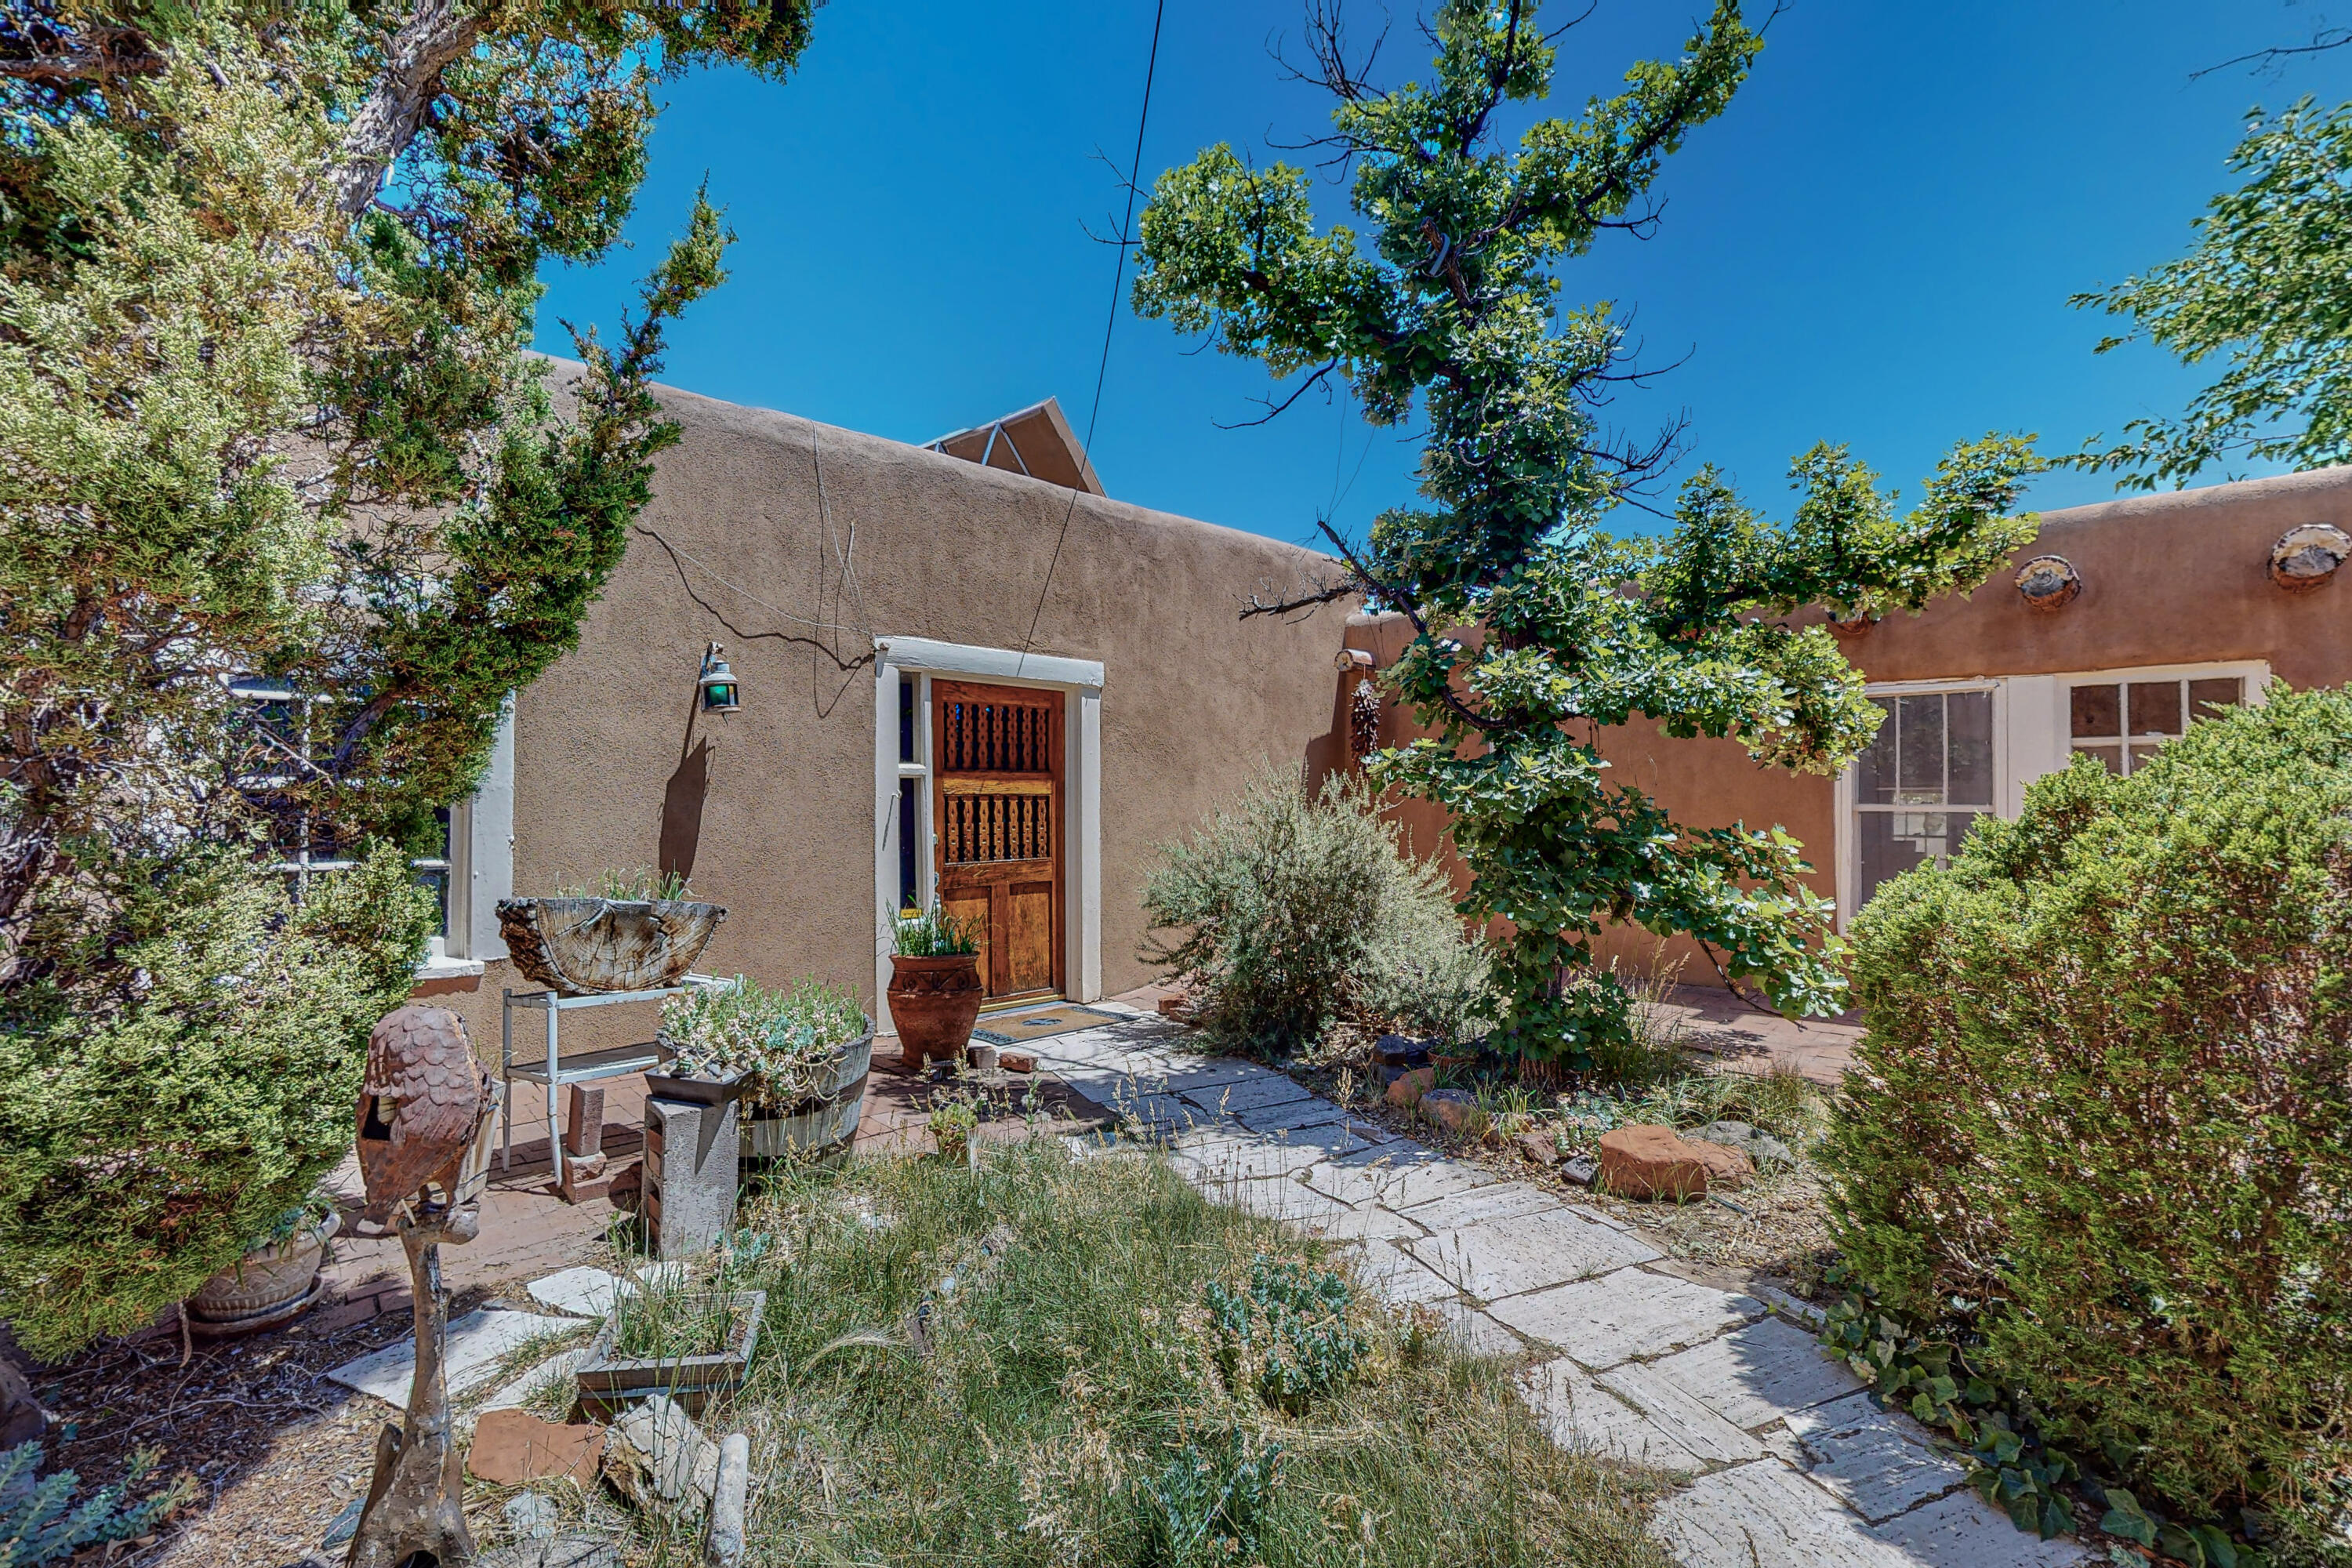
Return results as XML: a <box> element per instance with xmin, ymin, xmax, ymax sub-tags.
<box><xmin>685</xmin><ymin>1139</ymin><xmax>1676</xmax><ymax>1567</ymax></box>
<box><xmin>1132</xmin><ymin>0</ymin><xmax>2040</xmax><ymax>1068</ymax></box>
<box><xmin>0</xmin><ymin>1443</ymin><xmax>192</xmax><ymax>1568</ymax></box>
<box><xmin>1203</xmin><ymin>1254</ymin><xmax>1367</xmax><ymax>1415</ymax></box>
<box><xmin>1142</xmin><ymin>769</ymin><xmax>1491</xmax><ymax>1055</ymax></box>
<box><xmin>658</xmin><ymin>977</ymin><xmax>866</xmax><ymax>1113</ymax></box>
<box><xmin>0</xmin><ymin>845</ymin><xmax>430</xmax><ymax>1358</ymax></box>
<box><xmin>1823</xmin><ymin>688</ymin><xmax>2352</xmax><ymax>1555</ymax></box>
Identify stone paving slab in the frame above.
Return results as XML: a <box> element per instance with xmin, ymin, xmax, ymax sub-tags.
<box><xmin>1333</xmin><ymin>1240</ymin><xmax>1456</xmax><ymax>1308</ymax></box>
<box><xmin>1646</xmin><ymin>1315</ymin><xmax>1864</xmax><ymax>1431</ymax></box>
<box><xmin>1488</xmin><ymin>1269</ymin><xmax>1767</xmax><ymax>1368</ymax></box>
<box><xmin>1871</xmin><ymin>1487</ymin><xmax>2092</xmax><ymax>1567</ymax></box>
<box><xmin>1788</xmin><ymin>1392</ymin><xmax>1972</xmax><ymax>1523</ymax></box>
<box><xmin>1179</xmin><ymin>1073</ymin><xmax>1319</xmax><ymax>1116</ymax></box>
<box><xmin>1301</xmin><ymin>1149</ymin><xmax>1501</xmax><ymax>1210</ymax></box>
<box><xmin>1394</xmin><ymin>1179</ymin><xmax>1571</xmax><ymax>1229</ymax></box>
<box><xmin>1595</xmin><ymin>1360</ymin><xmax>1769</xmax><ymax>1466</ymax></box>
<box><xmin>1232</xmin><ymin>1098</ymin><xmax>1353</xmax><ymax>1134</ymax></box>
<box><xmin>1653</xmin><ymin>1459</ymin><xmax>1917</xmax><ymax>1568</ymax></box>
<box><xmin>1522</xmin><ymin>1358</ymin><xmax>1710</xmax><ymax>1475</ymax></box>
<box><xmin>1407</xmin><ymin>1208</ymin><xmax>1664</xmax><ymax>1300</ymax></box>
<box><xmin>327</xmin><ymin>1308</ymin><xmax>577</xmax><ymax>1406</ymax></box>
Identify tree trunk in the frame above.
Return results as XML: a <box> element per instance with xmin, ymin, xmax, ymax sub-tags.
<box><xmin>332</xmin><ymin>0</ymin><xmax>481</xmax><ymax>217</ymax></box>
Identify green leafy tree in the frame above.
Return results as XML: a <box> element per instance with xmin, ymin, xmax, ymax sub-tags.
<box><xmin>1131</xmin><ymin>0</ymin><xmax>2041</xmax><ymax>1066</ymax></box>
<box><xmin>0</xmin><ymin>0</ymin><xmax>813</xmax><ymax>1349</ymax></box>
<box><xmin>2075</xmin><ymin>97</ymin><xmax>2352</xmax><ymax>488</ymax></box>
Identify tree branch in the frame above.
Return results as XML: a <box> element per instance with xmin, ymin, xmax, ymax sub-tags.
<box><xmin>332</xmin><ymin>0</ymin><xmax>483</xmax><ymax>217</ymax></box>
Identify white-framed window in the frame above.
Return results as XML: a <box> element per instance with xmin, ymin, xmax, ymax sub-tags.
<box><xmin>1835</xmin><ymin>661</ymin><xmax>2270</xmax><ymax>927</ymax></box>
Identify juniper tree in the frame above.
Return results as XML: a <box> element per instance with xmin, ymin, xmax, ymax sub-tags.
<box><xmin>0</xmin><ymin>0</ymin><xmax>813</xmax><ymax>1350</ymax></box>
<box><xmin>1132</xmin><ymin>0</ymin><xmax>2040</xmax><ymax>1066</ymax></box>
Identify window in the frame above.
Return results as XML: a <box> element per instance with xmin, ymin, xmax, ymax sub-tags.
<box><xmin>1851</xmin><ymin>688</ymin><xmax>1995</xmax><ymax>910</ymax></box>
<box><xmin>895</xmin><ymin>675</ymin><xmax>928</xmax><ymax>913</ymax></box>
<box><xmin>228</xmin><ymin>679</ymin><xmax>466</xmax><ymax>949</ymax></box>
<box><xmin>2067</xmin><ymin>674</ymin><xmax>2243</xmax><ymax>775</ymax></box>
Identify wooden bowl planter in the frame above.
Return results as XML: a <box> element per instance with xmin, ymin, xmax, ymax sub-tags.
<box><xmin>739</xmin><ymin>1022</ymin><xmax>875</xmax><ymax>1166</ymax></box>
<box><xmin>495</xmin><ymin>897</ymin><xmax>727</xmax><ymax>996</ymax></box>
<box><xmin>575</xmin><ymin>1288</ymin><xmax>766</xmax><ymax>1420</ymax></box>
<box><xmin>889</xmin><ymin>954</ymin><xmax>983</xmax><ymax>1069</ymax></box>
<box><xmin>186</xmin><ymin>1213</ymin><xmax>338</xmax><ymax>1338</ymax></box>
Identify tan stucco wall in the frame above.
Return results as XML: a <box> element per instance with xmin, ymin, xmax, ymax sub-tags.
<box><xmin>1342</xmin><ymin>465</ymin><xmax>2352</xmax><ymax>990</ymax></box>
<box><xmin>428</xmin><ymin>379</ymin><xmax>1356</xmax><ymax>1053</ymax></box>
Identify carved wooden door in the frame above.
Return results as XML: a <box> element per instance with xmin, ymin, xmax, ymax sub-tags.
<box><xmin>932</xmin><ymin>681</ymin><xmax>1064</xmax><ymax>1003</ymax></box>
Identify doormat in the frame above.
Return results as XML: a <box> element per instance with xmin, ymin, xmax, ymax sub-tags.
<box><xmin>972</xmin><ymin>1004</ymin><xmax>1129</xmax><ymax>1047</ymax></box>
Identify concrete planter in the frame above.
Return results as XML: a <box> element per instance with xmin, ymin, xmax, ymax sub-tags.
<box><xmin>575</xmin><ymin>1288</ymin><xmax>766</xmax><ymax>1419</ymax></box>
<box><xmin>187</xmin><ymin>1213</ymin><xmax>337</xmax><ymax>1333</ymax></box>
<box><xmin>887</xmin><ymin>954</ymin><xmax>983</xmax><ymax>1069</ymax></box>
<box><xmin>495</xmin><ymin>897</ymin><xmax>727</xmax><ymax>995</ymax></box>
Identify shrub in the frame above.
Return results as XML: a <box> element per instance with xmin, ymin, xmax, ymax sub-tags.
<box><xmin>1203</xmin><ymin>1253</ymin><xmax>1367</xmax><ymax>1414</ymax></box>
<box><xmin>0</xmin><ymin>845</ymin><xmax>432</xmax><ymax>1359</ymax></box>
<box><xmin>1823</xmin><ymin>688</ymin><xmax>2352</xmax><ymax>1552</ymax></box>
<box><xmin>1142</xmin><ymin>770</ymin><xmax>1491</xmax><ymax>1054</ymax></box>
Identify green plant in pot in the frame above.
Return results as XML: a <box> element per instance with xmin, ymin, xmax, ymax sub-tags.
<box><xmin>927</xmin><ymin>1098</ymin><xmax>979</xmax><ymax>1165</ymax></box>
<box><xmin>655</xmin><ymin>978</ymin><xmax>874</xmax><ymax>1163</ymax></box>
<box><xmin>888</xmin><ymin>903</ymin><xmax>986</xmax><ymax>1070</ymax></box>
<box><xmin>184</xmin><ymin>1190</ymin><xmax>341</xmax><ymax>1336</ymax></box>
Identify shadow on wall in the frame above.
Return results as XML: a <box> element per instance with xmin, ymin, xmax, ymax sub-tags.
<box><xmin>660</xmin><ymin>736</ymin><xmax>711</xmax><ymax>885</ymax></box>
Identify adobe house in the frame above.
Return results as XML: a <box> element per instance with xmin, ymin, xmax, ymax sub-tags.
<box><xmin>1342</xmin><ymin>464</ymin><xmax>2352</xmax><ymax>988</ymax></box>
<box><xmin>412</xmin><ymin>381</ymin><xmax>1363</xmax><ymax>1058</ymax></box>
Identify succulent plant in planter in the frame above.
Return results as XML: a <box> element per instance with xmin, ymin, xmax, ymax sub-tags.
<box><xmin>653</xmin><ymin>978</ymin><xmax>875</xmax><ymax>1163</ymax></box>
<box><xmin>888</xmin><ymin>903</ymin><xmax>986</xmax><ymax>1069</ymax></box>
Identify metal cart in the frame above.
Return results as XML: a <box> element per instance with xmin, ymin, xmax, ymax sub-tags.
<box><xmin>500</xmin><ymin>984</ymin><xmax>682</xmax><ymax>1171</ymax></box>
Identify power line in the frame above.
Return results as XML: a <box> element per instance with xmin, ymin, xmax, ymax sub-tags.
<box><xmin>1019</xmin><ymin>0</ymin><xmax>1167</xmax><ymax>674</ymax></box>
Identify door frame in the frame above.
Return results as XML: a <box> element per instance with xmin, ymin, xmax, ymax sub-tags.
<box><xmin>871</xmin><ymin>637</ymin><xmax>1103</xmax><ymax>1025</ymax></box>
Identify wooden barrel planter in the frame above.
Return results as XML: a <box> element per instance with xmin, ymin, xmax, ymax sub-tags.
<box><xmin>740</xmin><ymin>1024</ymin><xmax>874</xmax><ymax>1166</ymax></box>
<box><xmin>495</xmin><ymin>897</ymin><xmax>727</xmax><ymax>995</ymax></box>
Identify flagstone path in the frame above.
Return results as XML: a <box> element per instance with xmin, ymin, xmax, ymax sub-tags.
<box><xmin>1047</xmin><ymin>1003</ymin><xmax>2088</xmax><ymax>1568</ymax></box>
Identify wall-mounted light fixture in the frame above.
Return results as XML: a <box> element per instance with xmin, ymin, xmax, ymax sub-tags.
<box><xmin>698</xmin><ymin>641</ymin><xmax>741</xmax><ymax>713</ymax></box>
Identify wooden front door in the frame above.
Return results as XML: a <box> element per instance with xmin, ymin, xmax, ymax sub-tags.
<box><xmin>933</xmin><ymin>681</ymin><xmax>1064</xmax><ymax>1003</ymax></box>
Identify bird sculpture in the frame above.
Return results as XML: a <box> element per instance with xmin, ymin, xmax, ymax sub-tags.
<box><xmin>346</xmin><ymin>1004</ymin><xmax>498</xmax><ymax>1568</ymax></box>
<box><xmin>354</xmin><ymin>1004</ymin><xmax>494</xmax><ymax>1228</ymax></box>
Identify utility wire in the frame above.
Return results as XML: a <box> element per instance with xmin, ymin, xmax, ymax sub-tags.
<box><xmin>1018</xmin><ymin>0</ymin><xmax>1167</xmax><ymax>674</ymax></box>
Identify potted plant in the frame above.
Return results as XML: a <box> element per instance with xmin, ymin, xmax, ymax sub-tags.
<box><xmin>496</xmin><ymin>869</ymin><xmax>727</xmax><ymax>996</ymax></box>
<box><xmin>575</xmin><ymin>1268</ymin><xmax>767</xmax><ymax>1419</ymax></box>
<box><xmin>651</xmin><ymin>976</ymin><xmax>875</xmax><ymax>1164</ymax></box>
<box><xmin>184</xmin><ymin>1192</ymin><xmax>339</xmax><ymax>1336</ymax></box>
<box><xmin>927</xmin><ymin>1098</ymin><xmax>978</xmax><ymax>1165</ymax></box>
<box><xmin>887</xmin><ymin>902</ymin><xmax>985</xmax><ymax>1069</ymax></box>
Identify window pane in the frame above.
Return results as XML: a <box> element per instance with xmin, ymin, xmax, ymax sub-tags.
<box><xmin>414</xmin><ymin>866</ymin><xmax>450</xmax><ymax>937</ymax></box>
<box><xmin>2072</xmin><ymin>743</ymin><xmax>2123</xmax><ymax>775</ymax></box>
<box><xmin>2189</xmin><ymin>677</ymin><xmax>2242</xmax><ymax>721</ymax></box>
<box><xmin>898</xmin><ymin>778</ymin><xmax>920</xmax><ymax>910</ymax></box>
<box><xmin>1857</xmin><ymin>697</ymin><xmax>1900</xmax><ymax>804</ymax></box>
<box><xmin>2128</xmin><ymin>743</ymin><xmax>2166</xmax><ymax>774</ymax></box>
<box><xmin>1858</xmin><ymin>809</ymin><xmax>1982</xmax><ymax>910</ymax></box>
<box><xmin>2127</xmin><ymin>681</ymin><xmax>2183</xmax><ymax>736</ymax></box>
<box><xmin>1896</xmin><ymin>695</ymin><xmax>1946</xmax><ymax>801</ymax></box>
<box><xmin>898</xmin><ymin>677</ymin><xmax>916</xmax><ymax>764</ymax></box>
<box><xmin>1947</xmin><ymin>691</ymin><xmax>1994</xmax><ymax>807</ymax></box>
<box><xmin>2070</xmin><ymin>684</ymin><xmax>2120</xmax><ymax>739</ymax></box>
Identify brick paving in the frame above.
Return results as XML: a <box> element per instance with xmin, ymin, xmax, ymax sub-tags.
<box><xmin>1044</xmin><ymin>1004</ymin><xmax>2081</xmax><ymax>1568</ymax></box>
<box><xmin>1648</xmin><ymin>984</ymin><xmax>1864</xmax><ymax>1087</ymax></box>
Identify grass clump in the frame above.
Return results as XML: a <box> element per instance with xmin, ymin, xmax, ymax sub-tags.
<box><xmin>674</xmin><ymin>1139</ymin><xmax>1673</xmax><ymax>1567</ymax></box>
<box><xmin>557</xmin><ymin>867</ymin><xmax>695</xmax><ymax>900</ymax></box>
<box><xmin>610</xmin><ymin>1272</ymin><xmax>751</xmax><ymax>1362</ymax></box>
<box><xmin>892</xmin><ymin>900</ymin><xmax>983</xmax><ymax>957</ymax></box>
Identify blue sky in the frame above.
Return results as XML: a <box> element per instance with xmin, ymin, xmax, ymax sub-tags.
<box><xmin>536</xmin><ymin>0</ymin><xmax>2351</xmax><ymax>549</ymax></box>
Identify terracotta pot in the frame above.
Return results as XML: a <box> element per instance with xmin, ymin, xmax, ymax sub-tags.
<box><xmin>187</xmin><ymin>1214</ymin><xmax>337</xmax><ymax>1327</ymax></box>
<box><xmin>888</xmin><ymin>953</ymin><xmax>983</xmax><ymax>1069</ymax></box>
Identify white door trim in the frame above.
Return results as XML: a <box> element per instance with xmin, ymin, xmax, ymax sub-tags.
<box><xmin>870</xmin><ymin>638</ymin><xmax>1103</xmax><ymax>1020</ymax></box>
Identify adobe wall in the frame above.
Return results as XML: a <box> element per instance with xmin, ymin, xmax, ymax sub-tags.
<box><xmin>426</xmin><ymin>375</ymin><xmax>1356</xmax><ymax>1056</ymax></box>
<box><xmin>1339</xmin><ymin>465</ymin><xmax>2352</xmax><ymax>992</ymax></box>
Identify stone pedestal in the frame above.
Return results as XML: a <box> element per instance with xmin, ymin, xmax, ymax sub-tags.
<box><xmin>642</xmin><ymin>1094</ymin><xmax>736</xmax><ymax>1258</ymax></box>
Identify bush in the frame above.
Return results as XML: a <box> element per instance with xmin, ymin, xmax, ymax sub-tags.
<box><xmin>1823</xmin><ymin>688</ymin><xmax>2352</xmax><ymax>1553</ymax></box>
<box><xmin>1141</xmin><ymin>771</ymin><xmax>1491</xmax><ymax>1054</ymax></box>
<box><xmin>0</xmin><ymin>846</ymin><xmax>433</xmax><ymax>1359</ymax></box>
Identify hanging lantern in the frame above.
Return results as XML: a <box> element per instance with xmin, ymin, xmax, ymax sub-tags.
<box><xmin>699</xmin><ymin>641</ymin><xmax>741</xmax><ymax>713</ymax></box>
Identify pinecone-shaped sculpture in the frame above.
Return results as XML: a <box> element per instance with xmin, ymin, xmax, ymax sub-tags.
<box><xmin>355</xmin><ymin>1005</ymin><xmax>493</xmax><ymax>1225</ymax></box>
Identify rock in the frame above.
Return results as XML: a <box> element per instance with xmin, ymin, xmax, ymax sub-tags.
<box><xmin>1597</xmin><ymin>1124</ymin><xmax>1754</xmax><ymax>1200</ymax></box>
<box><xmin>528</xmin><ymin>1266</ymin><xmax>628</xmax><ymax>1319</ymax></box>
<box><xmin>1420</xmin><ymin>1088</ymin><xmax>1479</xmax><ymax>1135</ymax></box>
<box><xmin>1694</xmin><ymin>1120</ymin><xmax>1797</xmax><ymax>1168</ymax></box>
<box><xmin>603</xmin><ymin>1394</ymin><xmax>720</xmax><ymax>1514</ymax></box>
<box><xmin>503</xmin><ymin>1493</ymin><xmax>559</xmax><ymax>1541</ymax></box>
<box><xmin>1515</xmin><ymin>1127</ymin><xmax>1560</xmax><ymax>1167</ymax></box>
<box><xmin>0</xmin><ymin>1356</ymin><xmax>45</xmax><ymax>1448</ymax></box>
<box><xmin>1385</xmin><ymin>1066</ymin><xmax>1436</xmax><ymax>1108</ymax></box>
<box><xmin>704</xmin><ymin>1432</ymin><xmax>750</xmax><ymax>1567</ymax></box>
<box><xmin>1562</xmin><ymin>1154</ymin><xmax>1599</xmax><ymax>1187</ymax></box>
<box><xmin>476</xmin><ymin>1537</ymin><xmax>622</xmax><ymax>1568</ymax></box>
<box><xmin>607</xmin><ymin>1160</ymin><xmax>643</xmax><ymax>1214</ymax></box>
<box><xmin>967</xmin><ymin>1044</ymin><xmax>1000</xmax><ymax>1072</ymax></box>
<box><xmin>469</xmin><ymin>1410</ymin><xmax>606</xmax><ymax>1486</ymax></box>
<box><xmin>1000</xmin><ymin>1050</ymin><xmax>1037</xmax><ymax>1074</ymax></box>
<box><xmin>1372</xmin><ymin>1033</ymin><xmax>1432</xmax><ymax>1069</ymax></box>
